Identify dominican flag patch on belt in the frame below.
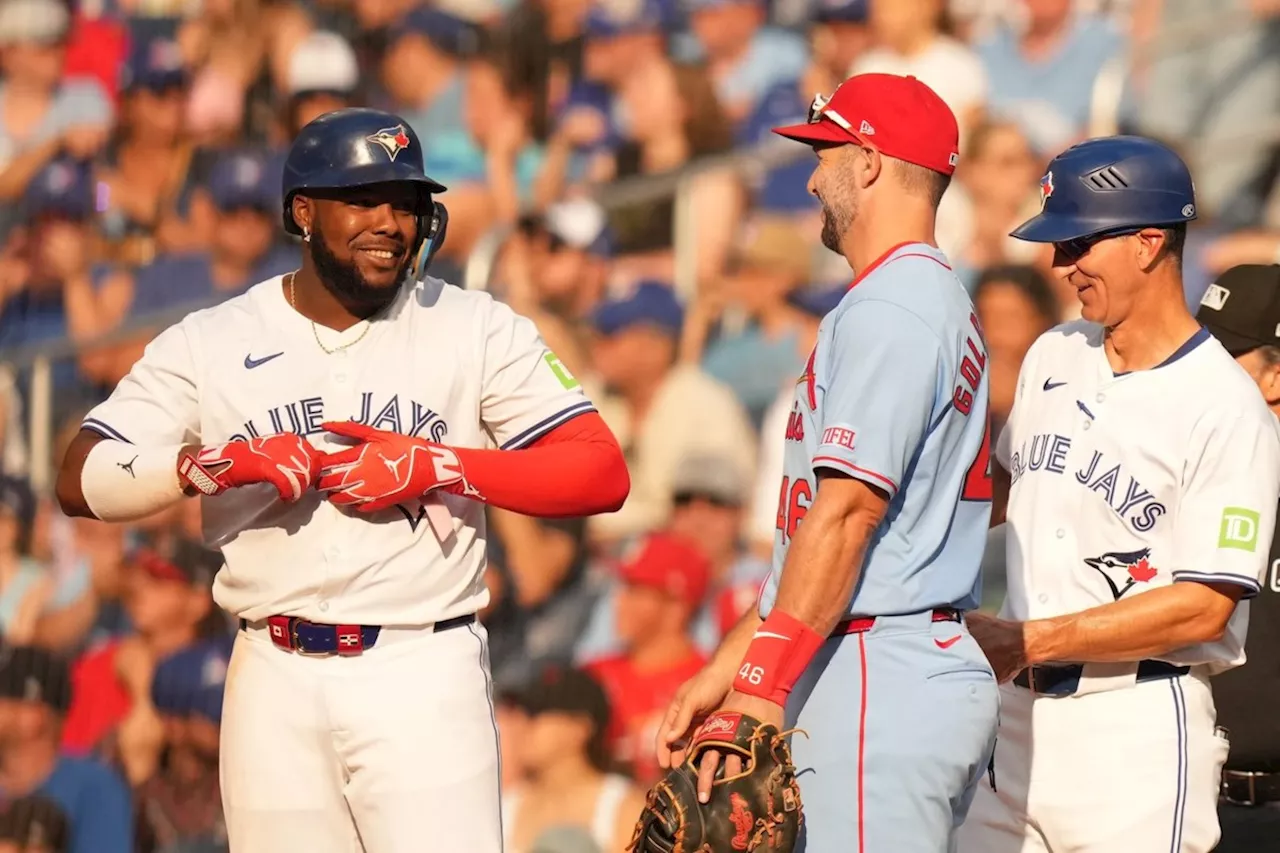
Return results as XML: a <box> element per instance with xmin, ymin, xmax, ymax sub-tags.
<box><xmin>336</xmin><ymin>626</ymin><xmax>364</xmax><ymax>654</ymax></box>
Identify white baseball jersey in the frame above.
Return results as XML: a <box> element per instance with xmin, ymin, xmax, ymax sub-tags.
<box><xmin>996</xmin><ymin>321</ymin><xmax>1280</xmax><ymax>672</ymax></box>
<box><xmin>82</xmin><ymin>275</ymin><xmax>595</xmax><ymax>625</ymax></box>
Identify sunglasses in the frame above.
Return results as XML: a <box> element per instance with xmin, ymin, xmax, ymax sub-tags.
<box><xmin>807</xmin><ymin>92</ymin><xmax>854</xmax><ymax>134</ymax></box>
<box><xmin>1053</xmin><ymin>227</ymin><xmax>1144</xmax><ymax>261</ymax></box>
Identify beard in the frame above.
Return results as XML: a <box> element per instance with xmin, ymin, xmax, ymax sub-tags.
<box><xmin>819</xmin><ymin>191</ymin><xmax>856</xmax><ymax>255</ymax></box>
<box><xmin>309</xmin><ymin>218</ymin><xmax>413</xmax><ymax>311</ymax></box>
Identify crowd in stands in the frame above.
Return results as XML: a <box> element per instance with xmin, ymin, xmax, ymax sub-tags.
<box><xmin>0</xmin><ymin>0</ymin><xmax>1277</xmax><ymax>849</ymax></box>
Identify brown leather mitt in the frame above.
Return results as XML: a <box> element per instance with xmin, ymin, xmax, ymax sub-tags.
<box><xmin>627</xmin><ymin>711</ymin><xmax>804</xmax><ymax>853</ymax></box>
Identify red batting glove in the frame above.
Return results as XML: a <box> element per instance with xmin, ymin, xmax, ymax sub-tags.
<box><xmin>317</xmin><ymin>421</ymin><xmax>472</xmax><ymax>514</ymax></box>
<box><xmin>178</xmin><ymin>434</ymin><xmax>323</xmax><ymax>501</ymax></box>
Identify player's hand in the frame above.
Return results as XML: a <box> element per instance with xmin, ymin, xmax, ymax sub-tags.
<box><xmin>690</xmin><ymin>692</ymin><xmax>785</xmax><ymax>804</ymax></box>
<box><xmin>657</xmin><ymin>665</ymin><xmax>735</xmax><ymax>770</ymax></box>
<box><xmin>317</xmin><ymin>421</ymin><xmax>470</xmax><ymax>514</ymax></box>
<box><xmin>178</xmin><ymin>433</ymin><xmax>323</xmax><ymax>501</ymax></box>
<box><xmin>965</xmin><ymin>611</ymin><xmax>1031</xmax><ymax>683</ymax></box>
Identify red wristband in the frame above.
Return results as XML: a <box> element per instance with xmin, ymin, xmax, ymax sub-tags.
<box><xmin>732</xmin><ymin>610</ymin><xmax>825</xmax><ymax>705</ymax></box>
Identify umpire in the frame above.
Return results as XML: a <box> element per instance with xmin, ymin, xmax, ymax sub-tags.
<box><xmin>1194</xmin><ymin>263</ymin><xmax>1280</xmax><ymax>851</ymax></box>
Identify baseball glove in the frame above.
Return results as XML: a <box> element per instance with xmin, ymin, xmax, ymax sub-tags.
<box><xmin>628</xmin><ymin>711</ymin><xmax>804</xmax><ymax>853</ymax></box>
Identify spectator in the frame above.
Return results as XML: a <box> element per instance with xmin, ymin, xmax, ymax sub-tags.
<box><xmin>60</xmin><ymin>533</ymin><xmax>222</xmax><ymax>786</ymax></box>
<box><xmin>83</xmin><ymin>147</ymin><xmax>298</xmax><ymax>387</ymax></box>
<box><xmin>950</xmin><ymin>119</ymin><xmax>1043</xmax><ymax>287</ymax></box>
<box><xmin>502</xmin><ymin>199</ymin><xmax>612</xmax><ymax>382</ymax></box>
<box><xmin>576</xmin><ymin>453</ymin><xmax>768</xmax><ymax>658</ymax></box>
<box><xmin>804</xmin><ymin>0</ymin><xmax>872</xmax><ymax>97</ymax></box>
<box><xmin>0</xmin><ymin>794</ymin><xmax>69</xmax><ymax>853</ymax></box>
<box><xmin>96</xmin><ymin>35</ymin><xmax>193</xmax><ymax>266</ymax></box>
<box><xmin>587</xmin><ymin>281</ymin><xmax>756</xmax><ymax>543</ymax></box>
<box><xmin>971</xmin><ymin>264</ymin><xmax>1058</xmax><ymax>435</ymax></box>
<box><xmin>693</xmin><ymin>217</ymin><xmax>819</xmax><ymax>427</ymax></box>
<box><xmin>582</xmin><ymin>532</ymin><xmax>710</xmax><ymax>783</ymax></box>
<box><xmin>483</xmin><ymin>502</ymin><xmax>594</xmax><ymax>689</ymax></box>
<box><xmin>503</xmin><ymin>666</ymin><xmax>645</xmax><ymax>853</ymax></box>
<box><xmin>571</xmin><ymin>56</ymin><xmax>745</xmax><ymax>286</ymax></box>
<box><xmin>281</xmin><ymin>30</ymin><xmax>361</xmax><ymax>138</ymax></box>
<box><xmin>852</xmin><ymin>0</ymin><xmax>988</xmax><ymax>135</ymax></box>
<box><xmin>137</xmin><ymin>636</ymin><xmax>232</xmax><ymax>853</ymax></box>
<box><xmin>677</xmin><ymin>0</ymin><xmax>808</xmax><ymax>126</ymax></box>
<box><xmin>0</xmin><ymin>158</ymin><xmax>104</xmax><ymax>414</ymax></box>
<box><xmin>380</xmin><ymin>7</ymin><xmax>496</xmax><ymax>261</ymax></box>
<box><xmin>666</xmin><ymin>454</ymin><xmax>769</xmax><ymax>642</ymax></box>
<box><xmin>494</xmin><ymin>688</ymin><xmax>531</xmax><ymax>794</ymax></box>
<box><xmin>1128</xmin><ymin>0</ymin><xmax>1280</xmax><ymax>226</ymax></box>
<box><xmin>0</xmin><ymin>645</ymin><xmax>133</xmax><ymax>853</ymax></box>
<box><xmin>0</xmin><ymin>477</ymin><xmax>85</xmax><ymax>646</ymax></box>
<box><xmin>735</xmin><ymin>80</ymin><xmax>820</xmax><ymax>219</ymax></box>
<box><xmin>0</xmin><ymin>0</ymin><xmax>112</xmax><ymax>239</ymax></box>
<box><xmin>976</xmin><ymin>0</ymin><xmax>1128</xmax><ymax>157</ymax></box>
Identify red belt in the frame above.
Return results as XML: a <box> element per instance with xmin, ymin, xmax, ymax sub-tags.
<box><xmin>831</xmin><ymin>608</ymin><xmax>962</xmax><ymax>636</ymax></box>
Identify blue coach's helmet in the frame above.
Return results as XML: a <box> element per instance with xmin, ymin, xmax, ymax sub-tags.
<box><xmin>1011</xmin><ymin>135</ymin><xmax>1196</xmax><ymax>244</ymax></box>
<box><xmin>282</xmin><ymin>108</ymin><xmax>449</xmax><ymax>271</ymax></box>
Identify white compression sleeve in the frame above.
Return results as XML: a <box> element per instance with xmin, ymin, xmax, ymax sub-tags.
<box><xmin>81</xmin><ymin>439</ymin><xmax>187</xmax><ymax>522</ymax></box>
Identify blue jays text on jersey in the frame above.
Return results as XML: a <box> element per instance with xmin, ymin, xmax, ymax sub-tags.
<box><xmin>225</xmin><ymin>392</ymin><xmax>451</xmax><ymax>444</ymax></box>
<box><xmin>1006</xmin><ymin>432</ymin><xmax>1167</xmax><ymax>532</ymax></box>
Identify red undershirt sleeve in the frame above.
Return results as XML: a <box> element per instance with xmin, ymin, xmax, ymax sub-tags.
<box><xmin>442</xmin><ymin>412</ymin><xmax>630</xmax><ymax>518</ymax></box>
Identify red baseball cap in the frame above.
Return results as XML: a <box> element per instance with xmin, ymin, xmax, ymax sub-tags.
<box><xmin>773</xmin><ymin>73</ymin><xmax>960</xmax><ymax>177</ymax></box>
<box><xmin>618</xmin><ymin>532</ymin><xmax>711</xmax><ymax>607</ymax></box>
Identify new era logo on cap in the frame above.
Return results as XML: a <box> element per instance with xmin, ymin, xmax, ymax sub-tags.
<box><xmin>859</xmin><ymin>120</ymin><xmax>875</xmax><ymax>135</ymax></box>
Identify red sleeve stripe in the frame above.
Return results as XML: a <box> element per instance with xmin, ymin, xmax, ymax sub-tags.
<box><xmin>812</xmin><ymin>455</ymin><xmax>898</xmax><ymax>494</ymax></box>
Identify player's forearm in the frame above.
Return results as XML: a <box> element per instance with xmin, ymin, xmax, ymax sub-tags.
<box><xmin>771</xmin><ymin>483</ymin><xmax>880</xmax><ymax>636</ymax></box>
<box><xmin>1023</xmin><ymin>581</ymin><xmax>1242</xmax><ymax>664</ymax></box>
<box><xmin>56</xmin><ymin>431</ymin><xmax>188</xmax><ymax>521</ymax></box>
<box><xmin>446</xmin><ymin>413</ymin><xmax>629</xmax><ymax>517</ymax></box>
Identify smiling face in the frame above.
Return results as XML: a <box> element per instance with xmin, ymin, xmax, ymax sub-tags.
<box><xmin>292</xmin><ymin>182</ymin><xmax>422</xmax><ymax>308</ymax></box>
<box><xmin>1050</xmin><ymin>228</ymin><xmax>1171</xmax><ymax>326</ymax></box>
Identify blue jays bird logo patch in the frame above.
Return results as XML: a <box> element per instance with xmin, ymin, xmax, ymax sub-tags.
<box><xmin>367</xmin><ymin>125</ymin><xmax>412</xmax><ymax>161</ymax></box>
<box><xmin>1084</xmin><ymin>547</ymin><xmax>1158</xmax><ymax>601</ymax></box>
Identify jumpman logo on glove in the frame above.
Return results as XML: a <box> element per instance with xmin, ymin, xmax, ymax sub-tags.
<box><xmin>178</xmin><ymin>434</ymin><xmax>324</xmax><ymax>501</ymax></box>
<box><xmin>317</xmin><ymin>421</ymin><xmax>470</xmax><ymax>514</ymax></box>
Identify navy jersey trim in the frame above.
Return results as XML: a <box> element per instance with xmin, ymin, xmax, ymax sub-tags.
<box><xmin>1113</xmin><ymin>326</ymin><xmax>1210</xmax><ymax>377</ymax></box>
<box><xmin>81</xmin><ymin>418</ymin><xmax>132</xmax><ymax>444</ymax></box>
<box><xmin>499</xmin><ymin>401</ymin><xmax>596</xmax><ymax>450</ymax></box>
<box><xmin>1171</xmin><ymin>570</ymin><xmax>1261</xmax><ymax>599</ymax></box>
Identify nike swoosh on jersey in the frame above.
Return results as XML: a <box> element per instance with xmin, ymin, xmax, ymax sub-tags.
<box><xmin>1043</xmin><ymin>378</ymin><xmax>1067</xmax><ymax>391</ymax></box>
<box><xmin>244</xmin><ymin>352</ymin><xmax>284</xmax><ymax>369</ymax></box>
<box><xmin>752</xmin><ymin>631</ymin><xmax>792</xmax><ymax>641</ymax></box>
<box><xmin>934</xmin><ymin>635</ymin><xmax>962</xmax><ymax>649</ymax></box>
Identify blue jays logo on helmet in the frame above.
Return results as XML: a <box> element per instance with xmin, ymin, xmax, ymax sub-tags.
<box><xmin>1038</xmin><ymin>171</ymin><xmax>1054</xmax><ymax>211</ymax></box>
<box><xmin>367</xmin><ymin>125</ymin><xmax>412</xmax><ymax>162</ymax></box>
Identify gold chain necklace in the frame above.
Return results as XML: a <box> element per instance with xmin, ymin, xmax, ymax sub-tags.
<box><xmin>287</xmin><ymin>271</ymin><xmax>371</xmax><ymax>355</ymax></box>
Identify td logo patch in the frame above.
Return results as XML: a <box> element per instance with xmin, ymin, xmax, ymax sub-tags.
<box><xmin>1219</xmin><ymin>507</ymin><xmax>1260</xmax><ymax>552</ymax></box>
<box><xmin>544</xmin><ymin>352</ymin><xmax>580</xmax><ymax>390</ymax></box>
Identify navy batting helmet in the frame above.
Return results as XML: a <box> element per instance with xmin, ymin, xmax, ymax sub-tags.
<box><xmin>1011</xmin><ymin>135</ymin><xmax>1196</xmax><ymax>244</ymax></box>
<box><xmin>282</xmin><ymin>108</ymin><xmax>449</xmax><ymax>274</ymax></box>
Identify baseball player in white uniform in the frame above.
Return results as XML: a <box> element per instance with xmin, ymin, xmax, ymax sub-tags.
<box><xmin>957</xmin><ymin>136</ymin><xmax>1280</xmax><ymax>853</ymax></box>
<box><xmin>53</xmin><ymin>108</ymin><xmax>630</xmax><ymax>853</ymax></box>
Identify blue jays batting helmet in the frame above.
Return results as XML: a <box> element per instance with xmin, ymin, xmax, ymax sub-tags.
<box><xmin>282</xmin><ymin>108</ymin><xmax>449</xmax><ymax>273</ymax></box>
<box><xmin>1011</xmin><ymin>135</ymin><xmax>1196</xmax><ymax>244</ymax></box>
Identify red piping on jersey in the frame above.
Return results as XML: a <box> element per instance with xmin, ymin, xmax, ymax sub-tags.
<box><xmin>848</xmin><ymin>243</ymin><xmax>952</xmax><ymax>289</ymax></box>
<box><xmin>444</xmin><ymin>412</ymin><xmax>629</xmax><ymax>517</ymax></box>
<box><xmin>857</xmin><ymin>632</ymin><xmax>868</xmax><ymax>853</ymax></box>
<box><xmin>812</xmin><ymin>455</ymin><xmax>898</xmax><ymax>494</ymax></box>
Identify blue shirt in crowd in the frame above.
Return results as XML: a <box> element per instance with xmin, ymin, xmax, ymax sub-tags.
<box><xmin>38</xmin><ymin>754</ymin><xmax>134</xmax><ymax>853</ymax></box>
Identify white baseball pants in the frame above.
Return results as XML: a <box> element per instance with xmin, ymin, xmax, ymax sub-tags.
<box><xmin>219</xmin><ymin>618</ymin><xmax>502</xmax><ymax>853</ymax></box>
<box><xmin>955</xmin><ymin>668</ymin><xmax>1229</xmax><ymax>853</ymax></box>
